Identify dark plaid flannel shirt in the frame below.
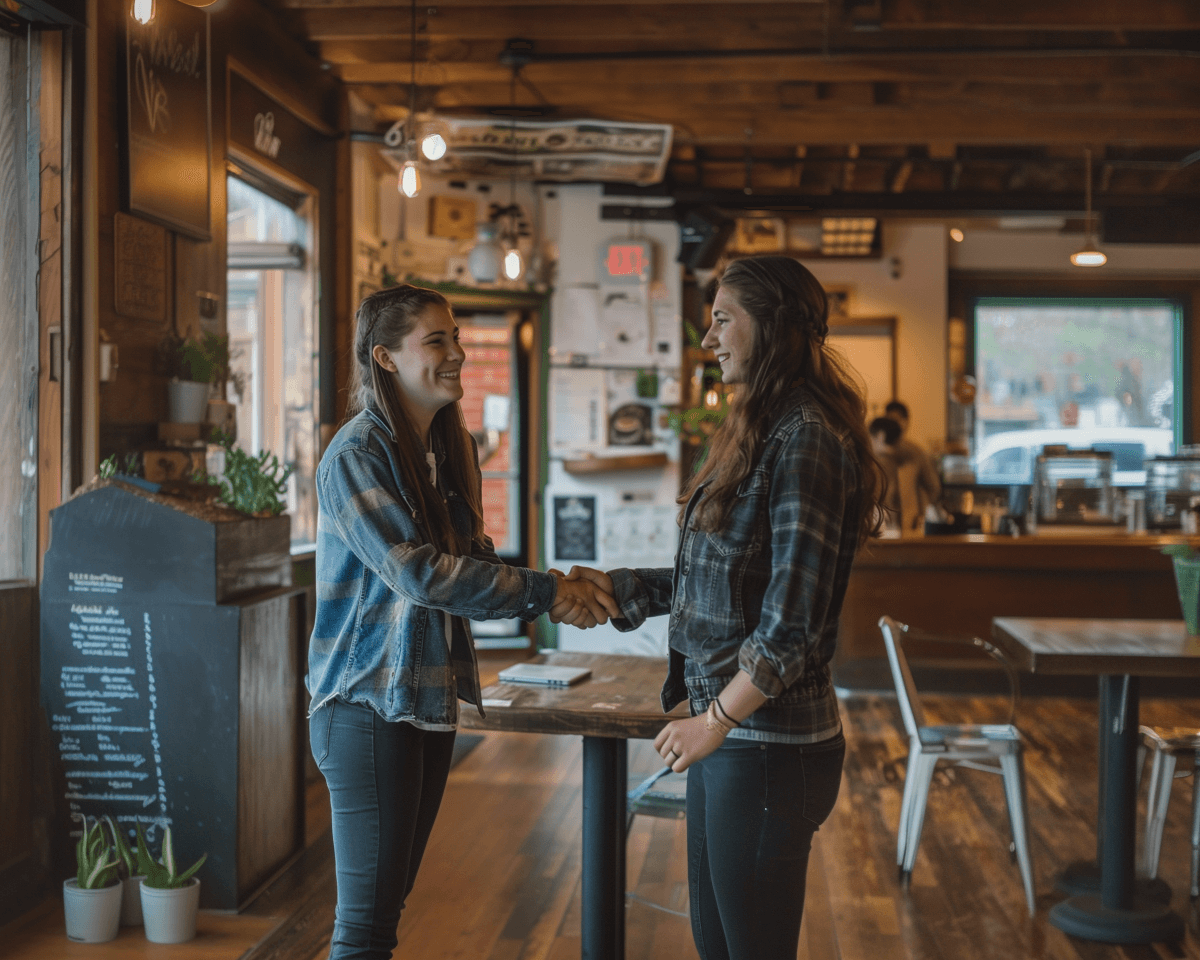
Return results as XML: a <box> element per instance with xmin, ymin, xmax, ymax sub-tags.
<box><xmin>610</xmin><ymin>392</ymin><xmax>863</xmax><ymax>743</ymax></box>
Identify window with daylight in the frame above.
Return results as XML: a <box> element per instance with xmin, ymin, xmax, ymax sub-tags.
<box><xmin>226</xmin><ymin>175</ymin><xmax>319</xmax><ymax>547</ymax></box>
<box><xmin>972</xmin><ymin>298</ymin><xmax>1182</xmax><ymax>486</ymax></box>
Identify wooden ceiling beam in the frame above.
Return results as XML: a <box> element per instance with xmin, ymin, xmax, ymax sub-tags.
<box><xmin>885</xmin><ymin>0</ymin><xmax>1200</xmax><ymax>31</ymax></box>
<box><xmin>411</xmin><ymin>79</ymin><xmax>1200</xmax><ymax>112</ymax></box>
<box><xmin>275</xmin><ymin>0</ymin><xmax>824</xmax><ymax>5</ymax></box>
<box><xmin>299</xmin><ymin>5</ymin><xmax>826</xmax><ymax>42</ymax></box>
<box><xmin>330</xmin><ymin>50</ymin><xmax>1200</xmax><ymax>87</ymax></box>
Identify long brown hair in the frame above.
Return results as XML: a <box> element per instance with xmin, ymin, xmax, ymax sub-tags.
<box><xmin>680</xmin><ymin>256</ymin><xmax>883</xmax><ymax>544</ymax></box>
<box><xmin>347</xmin><ymin>284</ymin><xmax>486</xmax><ymax>554</ymax></box>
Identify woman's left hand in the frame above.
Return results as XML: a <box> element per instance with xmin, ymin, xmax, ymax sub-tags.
<box><xmin>653</xmin><ymin>715</ymin><xmax>727</xmax><ymax>772</ymax></box>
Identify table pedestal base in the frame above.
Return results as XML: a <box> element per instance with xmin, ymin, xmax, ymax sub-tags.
<box><xmin>1049</xmin><ymin>894</ymin><xmax>1184</xmax><ymax>944</ymax></box>
<box><xmin>1054</xmin><ymin>861</ymin><xmax>1172</xmax><ymax>902</ymax></box>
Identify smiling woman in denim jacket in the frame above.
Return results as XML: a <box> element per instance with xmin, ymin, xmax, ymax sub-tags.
<box><xmin>307</xmin><ymin>284</ymin><xmax>617</xmax><ymax>960</ymax></box>
<box><xmin>568</xmin><ymin>257</ymin><xmax>884</xmax><ymax>959</ymax></box>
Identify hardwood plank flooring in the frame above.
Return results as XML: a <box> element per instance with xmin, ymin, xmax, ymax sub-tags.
<box><xmin>2</xmin><ymin>689</ymin><xmax>1197</xmax><ymax>960</ymax></box>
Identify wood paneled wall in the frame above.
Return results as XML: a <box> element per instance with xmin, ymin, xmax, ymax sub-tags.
<box><xmin>96</xmin><ymin>0</ymin><xmax>343</xmax><ymax>458</ymax></box>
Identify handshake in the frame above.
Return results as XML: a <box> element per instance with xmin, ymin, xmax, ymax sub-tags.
<box><xmin>548</xmin><ymin>566</ymin><xmax>619</xmax><ymax>629</ymax></box>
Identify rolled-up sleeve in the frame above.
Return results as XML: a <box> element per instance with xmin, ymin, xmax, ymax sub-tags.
<box><xmin>608</xmin><ymin>566</ymin><xmax>674</xmax><ymax>631</ymax></box>
<box><xmin>737</xmin><ymin>425</ymin><xmax>852</xmax><ymax>697</ymax></box>
<box><xmin>321</xmin><ymin>447</ymin><xmax>556</xmax><ymax>620</ymax></box>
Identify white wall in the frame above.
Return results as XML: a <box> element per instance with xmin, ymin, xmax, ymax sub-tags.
<box><xmin>806</xmin><ymin>223</ymin><xmax>949</xmax><ymax>453</ymax></box>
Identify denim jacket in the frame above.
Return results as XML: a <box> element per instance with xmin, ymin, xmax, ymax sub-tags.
<box><xmin>609</xmin><ymin>391</ymin><xmax>864</xmax><ymax>743</ymax></box>
<box><xmin>306</xmin><ymin>408</ymin><xmax>557</xmax><ymax>730</ymax></box>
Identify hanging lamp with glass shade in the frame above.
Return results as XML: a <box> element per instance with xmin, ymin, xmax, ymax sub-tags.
<box><xmin>395</xmin><ymin>0</ymin><xmax>422</xmax><ymax>198</ymax></box>
<box><xmin>1071</xmin><ymin>148</ymin><xmax>1107</xmax><ymax>267</ymax></box>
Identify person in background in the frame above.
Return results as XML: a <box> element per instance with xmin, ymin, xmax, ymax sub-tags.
<box><xmin>884</xmin><ymin>400</ymin><xmax>942</xmax><ymax>533</ymax></box>
<box><xmin>869</xmin><ymin>415</ymin><xmax>902</xmax><ymax>532</ymax></box>
<box><xmin>306</xmin><ymin>284</ymin><xmax>617</xmax><ymax>960</ymax></box>
<box><xmin>565</xmin><ymin>256</ymin><xmax>883</xmax><ymax>959</ymax></box>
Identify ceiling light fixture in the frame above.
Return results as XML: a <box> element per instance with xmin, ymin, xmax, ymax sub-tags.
<box><xmin>949</xmin><ymin>227</ymin><xmax>964</xmax><ymax>243</ymax></box>
<box><xmin>499</xmin><ymin>67</ymin><xmax>524</xmax><ymax>281</ymax></box>
<box><xmin>396</xmin><ymin>0</ymin><xmax>422</xmax><ymax>199</ymax></box>
<box><xmin>131</xmin><ymin>0</ymin><xmax>154</xmax><ymax>24</ymax></box>
<box><xmin>1070</xmin><ymin>148</ymin><xmax>1106</xmax><ymax>267</ymax></box>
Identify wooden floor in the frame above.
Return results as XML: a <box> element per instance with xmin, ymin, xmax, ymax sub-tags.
<box><xmin>3</xmin><ymin>687</ymin><xmax>1198</xmax><ymax>960</ymax></box>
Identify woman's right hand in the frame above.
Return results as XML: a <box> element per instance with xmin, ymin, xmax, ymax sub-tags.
<box><xmin>549</xmin><ymin>570</ymin><xmax>620</xmax><ymax>628</ymax></box>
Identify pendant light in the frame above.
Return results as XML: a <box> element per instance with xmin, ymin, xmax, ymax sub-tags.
<box><xmin>396</xmin><ymin>0</ymin><xmax>422</xmax><ymax>199</ymax></box>
<box><xmin>500</xmin><ymin>68</ymin><xmax>524</xmax><ymax>280</ymax></box>
<box><xmin>1070</xmin><ymin>148</ymin><xmax>1107</xmax><ymax>267</ymax></box>
<box><xmin>131</xmin><ymin>0</ymin><xmax>154</xmax><ymax>24</ymax></box>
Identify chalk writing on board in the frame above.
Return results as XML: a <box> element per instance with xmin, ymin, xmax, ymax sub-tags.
<box><xmin>50</xmin><ymin>596</ymin><xmax>172</xmax><ymax>834</ymax></box>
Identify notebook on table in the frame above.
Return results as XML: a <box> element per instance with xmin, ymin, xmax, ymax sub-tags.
<box><xmin>497</xmin><ymin>663</ymin><xmax>593</xmax><ymax>687</ymax></box>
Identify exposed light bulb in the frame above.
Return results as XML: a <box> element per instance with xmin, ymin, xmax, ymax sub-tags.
<box><xmin>399</xmin><ymin>160</ymin><xmax>421</xmax><ymax>199</ymax></box>
<box><xmin>420</xmin><ymin>133</ymin><xmax>447</xmax><ymax>161</ymax></box>
<box><xmin>132</xmin><ymin>0</ymin><xmax>155</xmax><ymax>24</ymax></box>
<box><xmin>503</xmin><ymin>247</ymin><xmax>523</xmax><ymax>281</ymax></box>
<box><xmin>949</xmin><ymin>227</ymin><xmax>964</xmax><ymax>243</ymax></box>
<box><xmin>1070</xmin><ymin>243</ymin><xmax>1107</xmax><ymax>267</ymax></box>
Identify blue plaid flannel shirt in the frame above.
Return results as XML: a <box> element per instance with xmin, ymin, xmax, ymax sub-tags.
<box><xmin>306</xmin><ymin>408</ymin><xmax>557</xmax><ymax>729</ymax></box>
<box><xmin>609</xmin><ymin>392</ymin><xmax>864</xmax><ymax>743</ymax></box>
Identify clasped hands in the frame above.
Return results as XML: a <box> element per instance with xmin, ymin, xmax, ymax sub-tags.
<box><xmin>548</xmin><ymin>565</ymin><xmax>618</xmax><ymax>629</ymax></box>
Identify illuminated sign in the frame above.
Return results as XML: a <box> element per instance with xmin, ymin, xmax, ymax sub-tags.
<box><xmin>599</xmin><ymin>239</ymin><xmax>653</xmax><ymax>284</ymax></box>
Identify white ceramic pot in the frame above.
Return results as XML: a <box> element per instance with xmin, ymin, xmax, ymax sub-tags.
<box><xmin>120</xmin><ymin>875</ymin><xmax>144</xmax><ymax>926</ymax></box>
<box><xmin>167</xmin><ymin>379</ymin><xmax>211</xmax><ymax>423</ymax></box>
<box><xmin>140</xmin><ymin>878</ymin><xmax>200</xmax><ymax>944</ymax></box>
<box><xmin>62</xmin><ymin>878</ymin><xmax>122</xmax><ymax>943</ymax></box>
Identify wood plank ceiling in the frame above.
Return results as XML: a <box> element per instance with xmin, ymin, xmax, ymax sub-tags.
<box><xmin>262</xmin><ymin>0</ymin><xmax>1200</xmax><ymax>219</ymax></box>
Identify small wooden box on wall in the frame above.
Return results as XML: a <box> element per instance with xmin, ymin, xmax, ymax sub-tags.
<box><xmin>428</xmin><ymin>195</ymin><xmax>477</xmax><ymax>240</ymax></box>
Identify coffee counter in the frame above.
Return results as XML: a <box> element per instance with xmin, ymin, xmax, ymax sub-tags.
<box><xmin>834</xmin><ymin>533</ymin><xmax>1198</xmax><ymax>690</ymax></box>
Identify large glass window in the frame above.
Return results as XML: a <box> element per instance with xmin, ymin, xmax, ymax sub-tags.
<box><xmin>226</xmin><ymin>176</ymin><xmax>319</xmax><ymax>547</ymax></box>
<box><xmin>972</xmin><ymin>298</ymin><xmax>1181</xmax><ymax>485</ymax></box>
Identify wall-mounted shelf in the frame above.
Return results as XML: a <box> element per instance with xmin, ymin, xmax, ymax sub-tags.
<box><xmin>562</xmin><ymin>451</ymin><xmax>669</xmax><ymax>475</ymax></box>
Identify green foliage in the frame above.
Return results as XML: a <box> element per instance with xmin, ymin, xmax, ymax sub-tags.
<box><xmin>99</xmin><ymin>453</ymin><xmax>142</xmax><ymax>480</ymax></box>
<box><xmin>104</xmin><ymin>816</ymin><xmax>153</xmax><ymax>879</ymax></box>
<box><xmin>74</xmin><ymin>814</ymin><xmax>119</xmax><ymax>889</ymax></box>
<box><xmin>157</xmin><ymin>331</ymin><xmax>245</xmax><ymax>397</ymax></box>
<box><xmin>205</xmin><ymin>431</ymin><xmax>293</xmax><ymax>517</ymax></box>
<box><xmin>137</xmin><ymin>826</ymin><xmax>206</xmax><ymax>890</ymax></box>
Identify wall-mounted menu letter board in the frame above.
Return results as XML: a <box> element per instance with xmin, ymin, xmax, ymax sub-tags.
<box><xmin>125</xmin><ymin>2</ymin><xmax>212</xmax><ymax>240</ymax></box>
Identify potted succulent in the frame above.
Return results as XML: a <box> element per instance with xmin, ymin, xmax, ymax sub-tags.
<box><xmin>137</xmin><ymin>826</ymin><xmax>207</xmax><ymax>944</ymax></box>
<box><xmin>104</xmin><ymin>816</ymin><xmax>152</xmax><ymax>926</ymax></box>
<box><xmin>63</xmin><ymin>814</ymin><xmax>122</xmax><ymax>943</ymax></box>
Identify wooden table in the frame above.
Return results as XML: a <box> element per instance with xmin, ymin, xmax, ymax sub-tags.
<box><xmin>990</xmin><ymin>618</ymin><xmax>1200</xmax><ymax>944</ymax></box>
<box><xmin>461</xmin><ymin>651</ymin><xmax>686</xmax><ymax>960</ymax></box>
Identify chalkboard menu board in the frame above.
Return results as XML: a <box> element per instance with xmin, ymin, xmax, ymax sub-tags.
<box><xmin>41</xmin><ymin>484</ymin><xmax>301</xmax><ymax>909</ymax></box>
<box><xmin>125</xmin><ymin>1</ymin><xmax>212</xmax><ymax>239</ymax></box>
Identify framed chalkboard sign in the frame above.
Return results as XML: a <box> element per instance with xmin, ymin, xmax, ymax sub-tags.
<box><xmin>125</xmin><ymin>2</ymin><xmax>212</xmax><ymax>240</ymax></box>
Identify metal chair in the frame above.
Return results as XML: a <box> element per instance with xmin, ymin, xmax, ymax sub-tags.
<box><xmin>878</xmin><ymin>615</ymin><xmax>1036</xmax><ymax>916</ymax></box>
<box><xmin>1137</xmin><ymin>725</ymin><xmax>1200</xmax><ymax>900</ymax></box>
<box><xmin>625</xmin><ymin>764</ymin><xmax>688</xmax><ymax>917</ymax></box>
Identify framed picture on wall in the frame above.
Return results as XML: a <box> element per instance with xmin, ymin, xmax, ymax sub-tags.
<box><xmin>125</xmin><ymin>4</ymin><xmax>212</xmax><ymax>239</ymax></box>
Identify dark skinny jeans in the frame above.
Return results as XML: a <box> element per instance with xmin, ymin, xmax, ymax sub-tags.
<box><xmin>686</xmin><ymin>733</ymin><xmax>846</xmax><ymax>960</ymax></box>
<box><xmin>310</xmin><ymin>699</ymin><xmax>457</xmax><ymax>960</ymax></box>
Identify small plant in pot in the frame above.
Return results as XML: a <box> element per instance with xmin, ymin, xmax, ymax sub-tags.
<box><xmin>104</xmin><ymin>816</ymin><xmax>153</xmax><ymax>926</ymax></box>
<box><xmin>1162</xmin><ymin>542</ymin><xmax>1200</xmax><ymax>636</ymax></box>
<box><xmin>63</xmin><ymin>814</ymin><xmax>122</xmax><ymax>943</ymax></box>
<box><xmin>158</xmin><ymin>330</ymin><xmax>241</xmax><ymax>426</ymax></box>
<box><xmin>137</xmin><ymin>826</ymin><xmax>207</xmax><ymax>944</ymax></box>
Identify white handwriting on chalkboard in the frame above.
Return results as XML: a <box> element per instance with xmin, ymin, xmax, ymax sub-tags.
<box><xmin>134</xmin><ymin>51</ymin><xmax>171</xmax><ymax>134</ymax></box>
<box><xmin>254</xmin><ymin>112</ymin><xmax>282</xmax><ymax>158</ymax></box>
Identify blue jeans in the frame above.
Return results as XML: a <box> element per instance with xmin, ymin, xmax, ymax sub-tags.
<box><xmin>310</xmin><ymin>699</ymin><xmax>457</xmax><ymax>960</ymax></box>
<box><xmin>686</xmin><ymin>734</ymin><xmax>845</xmax><ymax>960</ymax></box>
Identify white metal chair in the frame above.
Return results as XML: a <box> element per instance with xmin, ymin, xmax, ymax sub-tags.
<box><xmin>1137</xmin><ymin>725</ymin><xmax>1200</xmax><ymax>900</ymax></box>
<box><xmin>878</xmin><ymin>615</ymin><xmax>1036</xmax><ymax>916</ymax></box>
